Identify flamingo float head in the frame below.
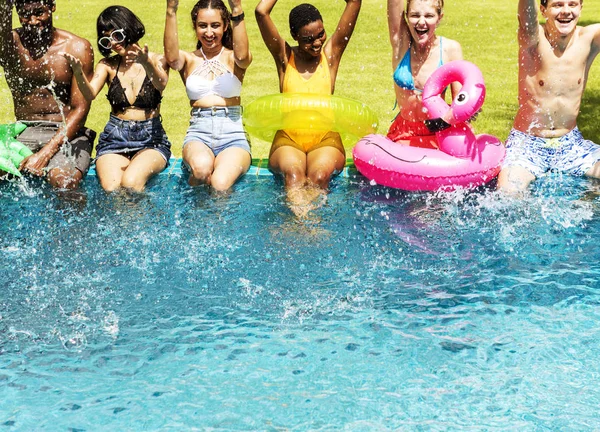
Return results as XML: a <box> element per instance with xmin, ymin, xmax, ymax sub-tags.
<box><xmin>422</xmin><ymin>60</ymin><xmax>486</xmax><ymax>158</ymax></box>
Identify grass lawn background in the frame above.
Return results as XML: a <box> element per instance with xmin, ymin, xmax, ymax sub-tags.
<box><xmin>1</xmin><ymin>0</ymin><xmax>600</xmax><ymax>158</ymax></box>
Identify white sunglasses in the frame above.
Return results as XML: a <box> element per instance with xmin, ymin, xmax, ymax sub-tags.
<box><xmin>98</xmin><ymin>29</ymin><xmax>127</xmax><ymax>50</ymax></box>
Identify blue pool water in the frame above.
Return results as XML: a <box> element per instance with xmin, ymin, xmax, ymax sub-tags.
<box><xmin>1</xmin><ymin>168</ymin><xmax>600</xmax><ymax>430</ymax></box>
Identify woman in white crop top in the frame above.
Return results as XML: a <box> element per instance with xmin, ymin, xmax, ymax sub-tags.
<box><xmin>165</xmin><ymin>0</ymin><xmax>252</xmax><ymax>190</ymax></box>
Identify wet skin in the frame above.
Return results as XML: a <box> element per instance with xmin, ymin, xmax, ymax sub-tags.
<box><xmin>513</xmin><ymin>0</ymin><xmax>598</xmax><ymax>138</ymax></box>
<box><xmin>62</xmin><ymin>23</ymin><xmax>171</xmax><ymax>192</ymax></box>
<box><xmin>0</xmin><ymin>1</ymin><xmax>93</xmax><ymax>186</ymax></box>
<box><xmin>164</xmin><ymin>0</ymin><xmax>252</xmax><ymax>190</ymax></box>
<box><xmin>388</xmin><ymin>0</ymin><xmax>463</xmax><ymax>124</ymax></box>
<box><xmin>255</xmin><ymin>0</ymin><xmax>361</xmax><ymax>217</ymax></box>
<box><xmin>497</xmin><ymin>0</ymin><xmax>600</xmax><ymax>191</ymax></box>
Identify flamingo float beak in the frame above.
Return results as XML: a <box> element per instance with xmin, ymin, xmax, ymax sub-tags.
<box><xmin>424</xmin><ymin>117</ymin><xmax>451</xmax><ymax>133</ymax></box>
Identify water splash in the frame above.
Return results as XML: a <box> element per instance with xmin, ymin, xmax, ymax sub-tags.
<box><xmin>1</xmin><ymin>177</ymin><xmax>600</xmax><ymax>429</ymax></box>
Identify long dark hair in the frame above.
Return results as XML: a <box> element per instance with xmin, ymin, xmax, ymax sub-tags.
<box><xmin>190</xmin><ymin>0</ymin><xmax>233</xmax><ymax>50</ymax></box>
<box><xmin>96</xmin><ymin>6</ymin><xmax>145</xmax><ymax>57</ymax></box>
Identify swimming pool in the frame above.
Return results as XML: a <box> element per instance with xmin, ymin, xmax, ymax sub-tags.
<box><xmin>1</xmin><ymin>166</ymin><xmax>600</xmax><ymax>429</ymax></box>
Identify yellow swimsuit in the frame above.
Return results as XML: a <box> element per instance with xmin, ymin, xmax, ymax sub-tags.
<box><xmin>280</xmin><ymin>51</ymin><xmax>334</xmax><ymax>151</ymax></box>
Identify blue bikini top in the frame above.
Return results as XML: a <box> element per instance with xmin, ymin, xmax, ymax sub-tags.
<box><xmin>393</xmin><ymin>37</ymin><xmax>444</xmax><ymax>92</ymax></box>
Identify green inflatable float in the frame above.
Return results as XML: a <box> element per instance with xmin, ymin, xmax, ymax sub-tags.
<box><xmin>0</xmin><ymin>122</ymin><xmax>32</xmax><ymax>177</ymax></box>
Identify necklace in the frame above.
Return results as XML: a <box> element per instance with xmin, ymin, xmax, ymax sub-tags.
<box><xmin>125</xmin><ymin>64</ymin><xmax>143</xmax><ymax>92</ymax></box>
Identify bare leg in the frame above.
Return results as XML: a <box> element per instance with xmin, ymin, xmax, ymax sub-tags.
<box><xmin>306</xmin><ymin>144</ymin><xmax>346</xmax><ymax>189</ymax></box>
<box><xmin>211</xmin><ymin>147</ymin><xmax>251</xmax><ymax>191</ymax></box>
<box><xmin>578</xmin><ymin>162</ymin><xmax>600</xmax><ymax>200</ymax></box>
<box><xmin>269</xmin><ymin>145</ymin><xmax>321</xmax><ymax>216</ymax></box>
<box><xmin>121</xmin><ymin>149</ymin><xmax>168</xmax><ymax>192</ymax></box>
<box><xmin>47</xmin><ymin>166</ymin><xmax>84</xmax><ymax>189</ymax></box>
<box><xmin>585</xmin><ymin>161</ymin><xmax>600</xmax><ymax>179</ymax></box>
<box><xmin>497</xmin><ymin>166</ymin><xmax>536</xmax><ymax>193</ymax></box>
<box><xmin>95</xmin><ymin>154</ymin><xmax>131</xmax><ymax>192</ymax></box>
<box><xmin>268</xmin><ymin>145</ymin><xmax>307</xmax><ymax>189</ymax></box>
<box><xmin>183</xmin><ymin>141</ymin><xmax>215</xmax><ymax>187</ymax></box>
<box><xmin>278</xmin><ymin>144</ymin><xmax>345</xmax><ymax>217</ymax></box>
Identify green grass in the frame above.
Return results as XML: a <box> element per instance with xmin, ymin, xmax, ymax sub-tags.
<box><xmin>2</xmin><ymin>0</ymin><xmax>600</xmax><ymax>158</ymax></box>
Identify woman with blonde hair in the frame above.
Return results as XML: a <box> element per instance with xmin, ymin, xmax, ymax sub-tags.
<box><xmin>387</xmin><ymin>0</ymin><xmax>462</xmax><ymax>147</ymax></box>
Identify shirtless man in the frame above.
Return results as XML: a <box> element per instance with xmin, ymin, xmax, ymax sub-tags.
<box><xmin>497</xmin><ymin>0</ymin><xmax>600</xmax><ymax>192</ymax></box>
<box><xmin>0</xmin><ymin>0</ymin><xmax>95</xmax><ymax>188</ymax></box>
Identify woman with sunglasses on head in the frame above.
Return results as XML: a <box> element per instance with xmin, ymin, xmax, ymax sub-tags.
<box><xmin>63</xmin><ymin>6</ymin><xmax>171</xmax><ymax>192</ymax></box>
<box><xmin>387</xmin><ymin>0</ymin><xmax>462</xmax><ymax>147</ymax></box>
<box><xmin>164</xmin><ymin>0</ymin><xmax>252</xmax><ymax>191</ymax></box>
<box><xmin>255</xmin><ymin>0</ymin><xmax>361</xmax><ymax>216</ymax></box>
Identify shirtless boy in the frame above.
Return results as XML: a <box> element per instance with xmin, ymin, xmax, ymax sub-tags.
<box><xmin>497</xmin><ymin>0</ymin><xmax>600</xmax><ymax>191</ymax></box>
<box><xmin>0</xmin><ymin>0</ymin><xmax>95</xmax><ymax>188</ymax></box>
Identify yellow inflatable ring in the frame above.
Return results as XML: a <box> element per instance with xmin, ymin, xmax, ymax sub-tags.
<box><xmin>243</xmin><ymin>93</ymin><xmax>378</xmax><ymax>147</ymax></box>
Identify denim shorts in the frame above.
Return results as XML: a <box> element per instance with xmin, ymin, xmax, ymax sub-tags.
<box><xmin>96</xmin><ymin>115</ymin><xmax>171</xmax><ymax>162</ymax></box>
<box><xmin>502</xmin><ymin>127</ymin><xmax>600</xmax><ymax>177</ymax></box>
<box><xmin>183</xmin><ymin>106</ymin><xmax>251</xmax><ymax>156</ymax></box>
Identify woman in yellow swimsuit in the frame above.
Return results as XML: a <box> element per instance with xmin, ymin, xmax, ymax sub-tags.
<box><xmin>255</xmin><ymin>0</ymin><xmax>361</xmax><ymax>214</ymax></box>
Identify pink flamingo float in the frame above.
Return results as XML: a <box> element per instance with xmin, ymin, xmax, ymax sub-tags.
<box><xmin>353</xmin><ymin>60</ymin><xmax>505</xmax><ymax>191</ymax></box>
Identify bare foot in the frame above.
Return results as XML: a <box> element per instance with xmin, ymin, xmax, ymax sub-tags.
<box><xmin>188</xmin><ymin>173</ymin><xmax>202</xmax><ymax>187</ymax></box>
<box><xmin>287</xmin><ymin>183</ymin><xmax>327</xmax><ymax>218</ymax></box>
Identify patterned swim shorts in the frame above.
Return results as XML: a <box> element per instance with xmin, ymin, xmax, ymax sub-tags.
<box><xmin>502</xmin><ymin>127</ymin><xmax>600</xmax><ymax>177</ymax></box>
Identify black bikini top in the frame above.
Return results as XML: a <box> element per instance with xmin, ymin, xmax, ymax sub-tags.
<box><xmin>107</xmin><ymin>57</ymin><xmax>162</xmax><ymax>112</ymax></box>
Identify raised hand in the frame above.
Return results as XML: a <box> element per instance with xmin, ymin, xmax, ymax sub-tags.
<box><xmin>61</xmin><ymin>51</ymin><xmax>83</xmax><ymax>72</ymax></box>
<box><xmin>228</xmin><ymin>0</ymin><xmax>242</xmax><ymax>9</ymax></box>
<box><xmin>126</xmin><ymin>43</ymin><xmax>149</xmax><ymax>66</ymax></box>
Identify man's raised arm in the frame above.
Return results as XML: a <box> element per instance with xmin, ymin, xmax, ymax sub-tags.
<box><xmin>518</xmin><ymin>0</ymin><xmax>540</xmax><ymax>48</ymax></box>
<box><xmin>0</xmin><ymin>0</ymin><xmax>16</xmax><ymax>66</ymax></box>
